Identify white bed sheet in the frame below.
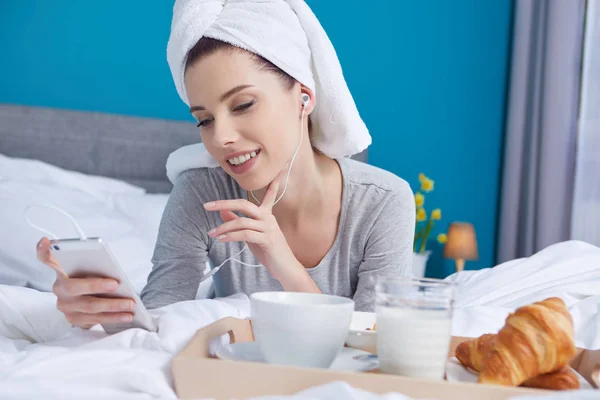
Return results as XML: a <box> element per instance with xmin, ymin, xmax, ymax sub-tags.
<box><xmin>447</xmin><ymin>240</ymin><xmax>600</xmax><ymax>349</ymax></box>
<box><xmin>0</xmin><ymin>240</ymin><xmax>598</xmax><ymax>399</ymax></box>
<box><xmin>0</xmin><ymin>285</ymin><xmax>250</xmax><ymax>400</ymax></box>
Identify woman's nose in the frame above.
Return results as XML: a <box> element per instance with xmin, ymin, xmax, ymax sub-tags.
<box><xmin>211</xmin><ymin>118</ymin><xmax>239</xmax><ymax>147</ymax></box>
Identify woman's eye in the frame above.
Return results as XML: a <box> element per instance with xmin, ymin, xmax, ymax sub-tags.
<box><xmin>196</xmin><ymin>118</ymin><xmax>213</xmax><ymax>128</ymax></box>
<box><xmin>233</xmin><ymin>100</ymin><xmax>255</xmax><ymax>112</ymax></box>
<box><xmin>195</xmin><ymin>101</ymin><xmax>253</xmax><ymax>127</ymax></box>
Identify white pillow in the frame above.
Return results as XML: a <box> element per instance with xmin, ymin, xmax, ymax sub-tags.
<box><xmin>0</xmin><ymin>155</ymin><xmax>213</xmax><ymax>298</ymax></box>
<box><xmin>0</xmin><ymin>153</ymin><xmax>146</xmax><ymax>199</ymax></box>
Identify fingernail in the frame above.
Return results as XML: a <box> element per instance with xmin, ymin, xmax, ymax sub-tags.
<box><xmin>120</xmin><ymin>302</ymin><xmax>134</xmax><ymax>311</ymax></box>
<box><xmin>104</xmin><ymin>281</ymin><xmax>118</xmax><ymax>291</ymax></box>
<box><xmin>217</xmin><ymin>234</ymin><xmax>226</xmax><ymax>241</ymax></box>
<box><xmin>120</xmin><ymin>315</ymin><xmax>133</xmax><ymax>322</ymax></box>
<box><xmin>204</xmin><ymin>202</ymin><xmax>215</xmax><ymax>209</ymax></box>
<box><xmin>208</xmin><ymin>229</ymin><xmax>216</xmax><ymax>236</ymax></box>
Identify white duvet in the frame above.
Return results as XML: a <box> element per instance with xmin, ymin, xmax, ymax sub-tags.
<box><xmin>0</xmin><ymin>240</ymin><xmax>599</xmax><ymax>400</ymax></box>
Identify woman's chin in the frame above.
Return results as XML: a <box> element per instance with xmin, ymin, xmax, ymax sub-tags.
<box><xmin>221</xmin><ymin>159</ymin><xmax>281</xmax><ymax>193</ymax></box>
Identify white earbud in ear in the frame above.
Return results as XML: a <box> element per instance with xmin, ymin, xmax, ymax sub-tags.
<box><xmin>301</xmin><ymin>93</ymin><xmax>310</xmax><ymax>108</ymax></box>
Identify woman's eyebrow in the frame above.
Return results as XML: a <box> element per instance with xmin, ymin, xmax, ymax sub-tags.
<box><xmin>189</xmin><ymin>84</ymin><xmax>255</xmax><ymax>112</ymax></box>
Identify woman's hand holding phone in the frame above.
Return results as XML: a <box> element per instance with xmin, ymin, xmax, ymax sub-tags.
<box><xmin>36</xmin><ymin>237</ymin><xmax>135</xmax><ymax>329</ymax></box>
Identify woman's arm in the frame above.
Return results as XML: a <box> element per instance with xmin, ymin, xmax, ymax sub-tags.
<box><xmin>353</xmin><ymin>181</ymin><xmax>416</xmax><ymax>311</ymax></box>
<box><xmin>140</xmin><ymin>171</ymin><xmax>211</xmax><ymax>309</ymax></box>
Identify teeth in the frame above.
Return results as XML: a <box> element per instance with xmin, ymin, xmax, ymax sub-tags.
<box><xmin>228</xmin><ymin>151</ymin><xmax>259</xmax><ymax>166</ymax></box>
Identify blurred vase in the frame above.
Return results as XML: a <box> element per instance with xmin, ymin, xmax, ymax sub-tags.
<box><xmin>412</xmin><ymin>251</ymin><xmax>431</xmax><ymax>278</ymax></box>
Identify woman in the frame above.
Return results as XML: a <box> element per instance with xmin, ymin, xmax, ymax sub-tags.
<box><xmin>36</xmin><ymin>0</ymin><xmax>415</xmax><ymax>328</ymax></box>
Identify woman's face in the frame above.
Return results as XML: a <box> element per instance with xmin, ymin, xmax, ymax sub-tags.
<box><xmin>184</xmin><ymin>49</ymin><xmax>304</xmax><ymax>191</ymax></box>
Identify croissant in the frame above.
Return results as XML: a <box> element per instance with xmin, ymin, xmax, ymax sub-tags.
<box><xmin>456</xmin><ymin>334</ymin><xmax>579</xmax><ymax>390</ymax></box>
<box><xmin>478</xmin><ymin>297</ymin><xmax>577</xmax><ymax>387</ymax></box>
<box><xmin>521</xmin><ymin>367</ymin><xmax>580</xmax><ymax>391</ymax></box>
<box><xmin>455</xmin><ymin>333</ymin><xmax>497</xmax><ymax>372</ymax></box>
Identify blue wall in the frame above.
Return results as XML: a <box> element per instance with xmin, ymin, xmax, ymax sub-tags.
<box><xmin>0</xmin><ymin>0</ymin><xmax>513</xmax><ymax>277</ymax></box>
<box><xmin>0</xmin><ymin>1</ymin><xmax>181</xmax><ymax>119</ymax></box>
<box><xmin>308</xmin><ymin>1</ymin><xmax>514</xmax><ymax>277</ymax></box>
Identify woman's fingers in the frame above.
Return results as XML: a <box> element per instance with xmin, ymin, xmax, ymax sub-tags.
<box><xmin>66</xmin><ymin>311</ymin><xmax>134</xmax><ymax>326</ymax></box>
<box><xmin>208</xmin><ymin>217</ymin><xmax>263</xmax><ymax>239</ymax></box>
<box><xmin>54</xmin><ymin>280</ymin><xmax>135</xmax><ymax>328</ymax></box>
<box><xmin>204</xmin><ymin>199</ymin><xmax>262</xmax><ymax>219</ymax></box>
<box><xmin>216</xmin><ymin>229</ymin><xmax>263</xmax><ymax>245</ymax></box>
<box><xmin>54</xmin><ymin>276</ymin><xmax>120</xmax><ymax>297</ymax></box>
<box><xmin>219</xmin><ymin>210</ymin><xmax>239</xmax><ymax>223</ymax></box>
<box><xmin>58</xmin><ymin>295</ymin><xmax>135</xmax><ymax>314</ymax></box>
<box><xmin>261</xmin><ymin>178</ymin><xmax>281</xmax><ymax>211</ymax></box>
<box><xmin>36</xmin><ymin>237</ymin><xmax>64</xmax><ymax>276</ymax></box>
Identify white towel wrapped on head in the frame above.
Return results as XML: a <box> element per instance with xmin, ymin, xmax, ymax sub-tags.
<box><xmin>165</xmin><ymin>0</ymin><xmax>371</xmax><ymax>184</ymax></box>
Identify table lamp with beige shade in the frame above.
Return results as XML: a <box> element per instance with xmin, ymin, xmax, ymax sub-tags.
<box><xmin>443</xmin><ymin>222</ymin><xmax>478</xmax><ymax>272</ymax></box>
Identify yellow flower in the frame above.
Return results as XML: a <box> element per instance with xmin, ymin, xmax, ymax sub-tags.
<box><xmin>418</xmin><ymin>173</ymin><xmax>426</xmax><ymax>183</ymax></box>
<box><xmin>437</xmin><ymin>233</ymin><xmax>448</xmax><ymax>244</ymax></box>
<box><xmin>421</xmin><ymin>178</ymin><xmax>434</xmax><ymax>192</ymax></box>
<box><xmin>431</xmin><ymin>208</ymin><xmax>441</xmax><ymax>220</ymax></box>
<box><xmin>416</xmin><ymin>208</ymin><xmax>427</xmax><ymax>222</ymax></box>
<box><xmin>415</xmin><ymin>193</ymin><xmax>424</xmax><ymax>207</ymax></box>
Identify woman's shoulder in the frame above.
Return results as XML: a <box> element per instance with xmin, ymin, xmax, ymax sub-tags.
<box><xmin>339</xmin><ymin>158</ymin><xmax>412</xmax><ymax>196</ymax></box>
<box><xmin>175</xmin><ymin>166</ymin><xmax>231</xmax><ymax>185</ymax></box>
<box><xmin>339</xmin><ymin>159</ymin><xmax>415</xmax><ymax>232</ymax></box>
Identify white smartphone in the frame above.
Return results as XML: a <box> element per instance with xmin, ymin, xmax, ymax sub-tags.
<box><xmin>49</xmin><ymin>237</ymin><xmax>158</xmax><ymax>334</ymax></box>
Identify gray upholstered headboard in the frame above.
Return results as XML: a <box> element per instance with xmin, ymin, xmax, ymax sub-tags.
<box><xmin>0</xmin><ymin>104</ymin><xmax>200</xmax><ymax>193</ymax></box>
<box><xmin>0</xmin><ymin>103</ymin><xmax>367</xmax><ymax>193</ymax></box>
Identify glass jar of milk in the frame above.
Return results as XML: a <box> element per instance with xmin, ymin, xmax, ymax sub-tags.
<box><xmin>376</xmin><ymin>277</ymin><xmax>456</xmax><ymax>380</ymax></box>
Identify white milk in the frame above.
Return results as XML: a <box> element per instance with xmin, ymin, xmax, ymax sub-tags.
<box><xmin>377</xmin><ymin>306</ymin><xmax>452</xmax><ymax>379</ymax></box>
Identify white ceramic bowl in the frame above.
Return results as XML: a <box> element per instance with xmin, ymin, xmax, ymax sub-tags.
<box><xmin>250</xmin><ymin>292</ymin><xmax>355</xmax><ymax>369</ymax></box>
<box><xmin>345</xmin><ymin>311</ymin><xmax>377</xmax><ymax>353</ymax></box>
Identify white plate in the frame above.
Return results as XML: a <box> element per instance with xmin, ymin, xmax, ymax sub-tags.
<box><xmin>345</xmin><ymin>311</ymin><xmax>377</xmax><ymax>353</ymax></box>
<box><xmin>215</xmin><ymin>342</ymin><xmax>378</xmax><ymax>372</ymax></box>
<box><xmin>446</xmin><ymin>357</ymin><xmax>593</xmax><ymax>389</ymax></box>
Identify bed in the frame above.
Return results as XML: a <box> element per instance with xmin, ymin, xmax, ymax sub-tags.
<box><xmin>0</xmin><ymin>104</ymin><xmax>598</xmax><ymax>399</ymax></box>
